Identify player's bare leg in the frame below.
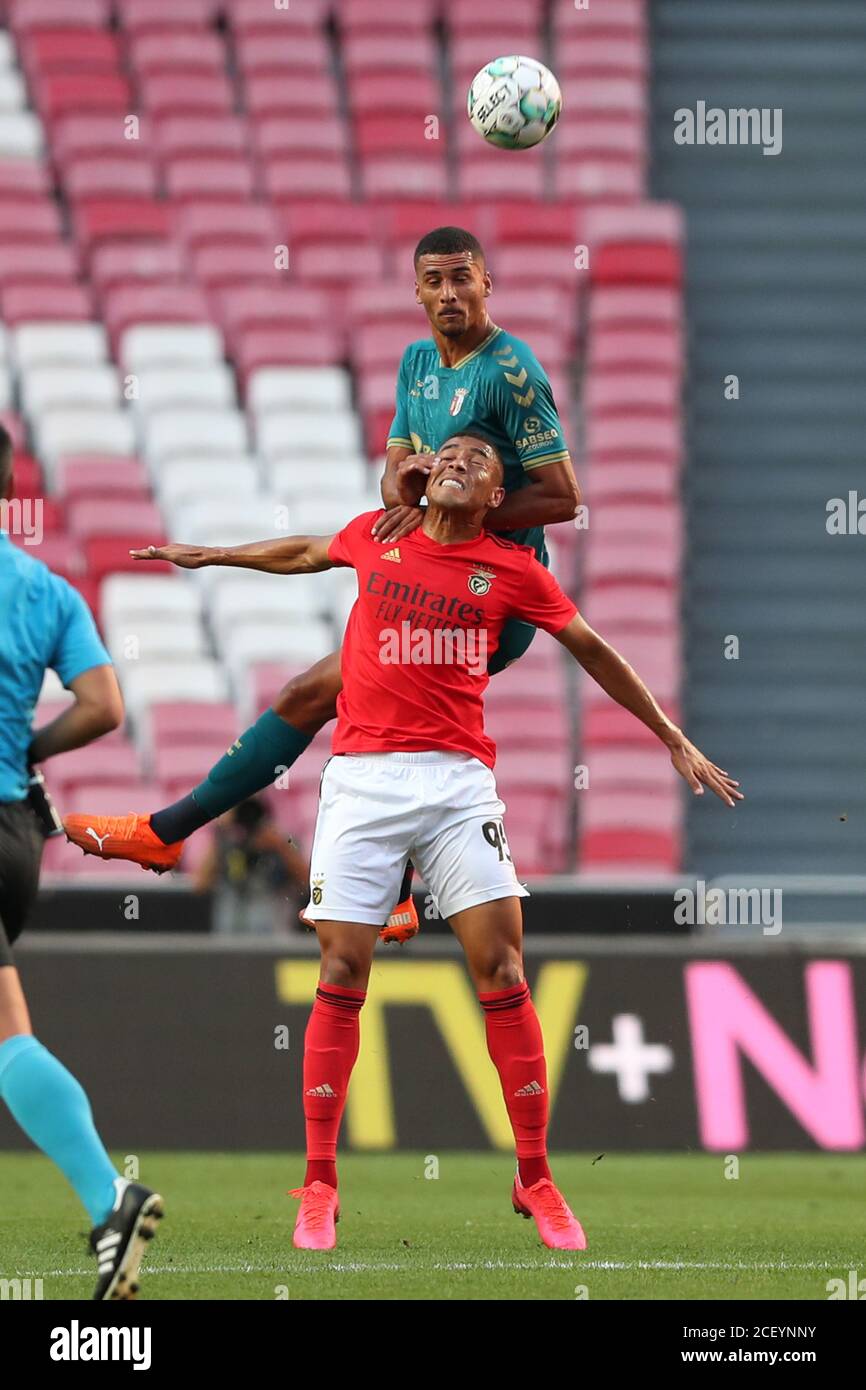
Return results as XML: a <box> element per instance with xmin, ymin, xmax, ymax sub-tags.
<box><xmin>0</xmin><ymin>965</ymin><xmax>164</xmax><ymax>1297</ymax></box>
<box><xmin>449</xmin><ymin>896</ymin><xmax>587</xmax><ymax>1251</ymax></box>
<box><xmin>290</xmin><ymin>920</ymin><xmax>378</xmax><ymax>1250</ymax></box>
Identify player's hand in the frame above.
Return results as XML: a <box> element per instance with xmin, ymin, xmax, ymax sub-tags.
<box><xmin>668</xmin><ymin>734</ymin><xmax>743</xmax><ymax>807</ymax></box>
<box><xmin>392</xmin><ymin>453</ymin><xmax>435</xmax><ymax>506</ymax></box>
<box><xmin>129</xmin><ymin>543</ymin><xmax>214</xmax><ymax>569</ymax></box>
<box><xmin>371</xmin><ymin>505</ymin><xmax>426</xmax><ymax>543</ymax></box>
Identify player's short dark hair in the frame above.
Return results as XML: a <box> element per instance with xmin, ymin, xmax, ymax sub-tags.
<box><xmin>0</xmin><ymin>423</ymin><xmax>12</xmax><ymax>494</ymax></box>
<box><xmin>414</xmin><ymin>226</ymin><xmax>486</xmax><ymax>266</ymax></box>
<box><xmin>443</xmin><ymin>431</ymin><xmax>504</xmax><ymax>479</ymax></box>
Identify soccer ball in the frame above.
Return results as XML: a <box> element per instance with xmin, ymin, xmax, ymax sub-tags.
<box><xmin>467</xmin><ymin>55</ymin><xmax>562</xmax><ymax>151</ymax></box>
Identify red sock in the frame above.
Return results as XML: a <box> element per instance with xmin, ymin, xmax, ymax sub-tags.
<box><xmin>302</xmin><ymin>982</ymin><xmax>365</xmax><ymax>1189</ymax></box>
<box><xmin>479</xmin><ymin>981</ymin><xmax>552</xmax><ymax>1189</ymax></box>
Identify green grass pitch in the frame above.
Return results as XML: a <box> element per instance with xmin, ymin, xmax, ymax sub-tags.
<box><xmin>1</xmin><ymin>1152</ymin><xmax>863</xmax><ymax>1301</ymax></box>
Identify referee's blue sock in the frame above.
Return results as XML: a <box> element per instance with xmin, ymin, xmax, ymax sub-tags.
<box><xmin>150</xmin><ymin>709</ymin><xmax>313</xmax><ymax>844</ymax></box>
<box><xmin>0</xmin><ymin>1034</ymin><xmax>119</xmax><ymax>1225</ymax></box>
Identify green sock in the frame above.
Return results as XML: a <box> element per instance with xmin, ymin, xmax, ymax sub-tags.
<box><xmin>151</xmin><ymin>710</ymin><xmax>313</xmax><ymax>841</ymax></box>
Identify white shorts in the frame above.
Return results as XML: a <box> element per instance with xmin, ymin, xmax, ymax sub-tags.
<box><xmin>303</xmin><ymin>750</ymin><xmax>529</xmax><ymax>926</ymax></box>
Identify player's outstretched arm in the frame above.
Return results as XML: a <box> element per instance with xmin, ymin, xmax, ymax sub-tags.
<box><xmin>555</xmin><ymin>613</ymin><xmax>743</xmax><ymax>808</ymax></box>
<box><xmin>129</xmin><ymin>535</ymin><xmax>336</xmax><ymax>575</ymax></box>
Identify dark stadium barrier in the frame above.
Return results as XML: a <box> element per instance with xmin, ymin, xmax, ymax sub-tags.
<box><xmin>3</xmin><ymin>935</ymin><xmax>865</xmax><ymax>1154</ymax></box>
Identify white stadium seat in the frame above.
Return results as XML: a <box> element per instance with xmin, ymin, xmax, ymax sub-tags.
<box><xmin>101</xmin><ymin>574</ymin><xmax>203</xmax><ymax>629</ymax></box>
<box><xmin>255</xmin><ymin>411</ymin><xmax>362</xmax><ymax>462</ymax></box>
<box><xmin>20</xmin><ymin>364</ymin><xmax>120</xmax><ymax>416</ymax></box>
<box><xmin>107</xmin><ymin>617</ymin><xmax>208</xmax><ymax>663</ymax></box>
<box><xmin>0</xmin><ymin>33</ymin><xmax>16</xmax><ymax>68</ymax></box>
<box><xmin>129</xmin><ymin>364</ymin><xmax>237</xmax><ymax>416</ymax></box>
<box><xmin>247</xmin><ymin>366</ymin><xmax>352</xmax><ymax>415</ymax></box>
<box><xmin>208</xmin><ymin>575</ymin><xmax>326</xmax><ymax>644</ymax></box>
<box><xmin>120</xmin><ymin>324</ymin><xmax>224</xmax><ymax>372</ymax></box>
<box><xmin>141</xmin><ymin>409</ymin><xmax>249</xmax><ymax>468</ymax></box>
<box><xmin>157</xmin><ymin>457</ymin><xmax>262</xmax><ymax>513</ymax></box>
<box><xmin>35</xmin><ymin>408</ymin><xmax>137</xmax><ymax>485</ymax></box>
<box><xmin>13</xmin><ymin>323</ymin><xmax>107</xmax><ymax>371</ymax></box>
<box><xmin>220</xmin><ymin>619</ymin><xmax>334</xmax><ymax>694</ymax></box>
<box><xmin>0</xmin><ymin>112</ymin><xmax>43</xmax><ymax>158</ymax></box>
<box><xmin>173</xmin><ymin>494</ymin><xmax>287</xmax><ymax>545</ymax></box>
<box><xmin>267</xmin><ymin>455</ymin><xmax>367</xmax><ymax>500</ymax></box>
<box><xmin>290</xmin><ymin>498</ymin><xmax>360</xmax><ymax>534</ymax></box>
<box><xmin>0</xmin><ymin>69</ymin><xmax>26</xmax><ymax>111</ymax></box>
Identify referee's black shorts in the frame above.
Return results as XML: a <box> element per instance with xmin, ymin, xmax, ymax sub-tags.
<box><xmin>0</xmin><ymin>801</ymin><xmax>43</xmax><ymax>966</ymax></box>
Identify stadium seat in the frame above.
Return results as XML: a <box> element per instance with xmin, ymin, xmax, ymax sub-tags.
<box><xmin>244</xmin><ymin>73</ymin><xmax>336</xmax><ymax>120</ymax></box>
<box><xmin>0</xmin><ymin>241</ymin><xmax>79</xmax><ymax>286</ymax></box>
<box><xmin>13</xmin><ymin>321</ymin><xmax>107</xmax><ymax>370</ymax></box>
<box><xmin>50</xmin><ymin>742</ymin><xmax>141</xmax><ymax>792</ymax></box>
<box><xmin>146</xmin><ymin>700</ymin><xmax>238</xmax><ymax>752</ymax></box>
<box><xmin>339</xmin><ymin>0</ymin><xmax>438</xmax><ymax>30</ymax></box>
<box><xmin>73</xmin><ymin>198</ymin><xmax>173</xmax><ymax>254</ymax></box>
<box><xmin>127</xmin><ymin>33</ymin><xmax>227</xmax><ymax>78</ymax></box>
<box><xmin>59</xmin><ymin>456</ymin><xmax>150</xmax><ymax>502</ymax></box>
<box><xmin>64</xmin><ymin>155</ymin><xmax>160</xmax><ymax>201</ymax></box>
<box><xmin>120</xmin><ymin>323</ymin><xmax>223</xmax><ymax>371</ymax></box>
<box><xmin>139</xmin><ymin>73</ymin><xmax>234</xmax><ymax>118</ymax></box>
<box><xmin>174</xmin><ymin>201</ymin><xmax>279</xmax><ymax>251</ymax></box>
<box><xmin>254</xmin><ymin>114</ymin><xmax>347</xmax><ymax>160</ymax></box>
<box><xmin>247</xmin><ymin>366</ymin><xmax>351</xmax><ymax>414</ymax></box>
<box><xmin>234</xmin><ymin>33</ymin><xmax>330</xmax><ymax>77</ymax></box>
<box><xmin>1</xmin><ymin>283</ymin><xmax>92</xmax><ymax>324</ymax></box>
<box><xmin>115</xmin><ymin>660</ymin><xmax>231</xmax><ymax>721</ymax></box>
<box><xmin>35</xmin><ymin>409</ymin><xmax>137</xmax><ymax>485</ymax></box>
<box><xmin>9</xmin><ymin>0</ymin><xmax>112</xmax><ymax>28</ymax></box>
<box><xmin>115</xmin><ymin>0</ymin><xmax>219</xmax><ymax>31</ymax></box>
<box><xmin>67</xmin><ymin>498</ymin><xmax>164</xmax><ymax>541</ymax></box>
<box><xmin>226</xmin><ymin>0</ymin><xmax>331</xmax><ymax>32</ymax></box>
<box><xmin>157</xmin><ymin>456</ymin><xmax>260</xmax><ymax>513</ymax></box>
<box><xmin>102</xmin><ymin>573</ymin><xmax>203</xmax><ymax>628</ymax></box>
<box><xmin>103</xmin><ymin>284</ymin><xmax>212</xmax><ymax>351</ymax></box>
<box><xmin>268</xmin><ymin>456</ymin><xmax>367</xmax><ymax>502</ymax></box>
<box><xmin>190</xmin><ymin>242</ymin><xmax>288</xmax><ymax>293</ymax></box>
<box><xmin>20</xmin><ymin>363</ymin><xmax>119</xmax><ymax>415</ymax></box>
<box><xmin>20</xmin><ymin>30</ymin><xmax>122</xmax><ymax>79</ymax></box>
<box><xmin>108</xmin><ymin>616</ymin><xmax>208</xmax><ymax>664</ymax></box>
<box><xmin>165</xmin><ymin>156</ymin><xmax>258</xmax><ymax>203</ymax></box>
<box><xmin>35</xmin><ymin>73</ymin><xmax>132</xmax><ymax>123</ymax></box>
<box><xmin>142</xmin><ymin>409</ymin><xmax>249</xmax><ymax>469</ymax></box>
<box><xmin>129</xmin><ymin>363</ymin><xmax>237</xmax><ymax>416</ymax></box>
<box><xmin>255</xmin><ymin>412</ymin><xmax>361</xmax><ymax>463</ymax></box>
<box><xmin>233</xmin><ymin>327</ymin><xmax>342</xmax><ymax>386</ymax></box>
<box><xmin>89</xmin><ymin>240</ymin><xmax>188</xmax><ymax>293</ymax></box>
<box><xmin>155</xmin><ymin>114</ymin><xmax>248</xmax><ymax>162</ymax></box>
<box><xmin>459</xmin><ymin>156</ymin><xmax>546</xmax><ymax>200</ymax></box>
<box><xmin>262</xmin><ymin>157</ymin><xmax>352</xmax><ymax>202</ymax></box>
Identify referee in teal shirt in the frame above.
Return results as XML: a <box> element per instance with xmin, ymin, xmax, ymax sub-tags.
<box><xmin>0</xmin><ymin>425</ymin><xmax>164</xmax><ymax>1298</ymax></box>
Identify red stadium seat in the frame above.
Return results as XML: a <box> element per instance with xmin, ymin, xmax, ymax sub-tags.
<box><xmin>234</xmin><ymin>33</ymin><xmax>330</xmax><ymax>76</ymax></box>
<box><xmin>52</xmin><ymin>114</ymin><xmax>156</xmax><ymax>163</ymax></box>
<box><xmin>587</xmin><ymin>328</ymin><xmax>682</xmax><ymax>376</ymax></box>
<box><xmin>226</xmin><ymin>0</ymin><xmax>330</xmax><ymax>32</ymax></box>
<box><xmin>127</xmin><ymin>33</ymin><xmax>227</xmax><ymax>77</ymax></box>
<box><xmin>0</xmin><ymin>160</ymin><xmax>51</xmax><ymax>199</ymax></box>
<box><xmin>348</xmin><ymin>74</ymin><xmax>440</xmax><ymax>116</ymax></box>
<box><xmin>152</xmin><ymin>743</ymin><xmax>234</xmax><ymax>789</ymax></box>
<box><xmin>558</xmin><ymin>36</ymin><xmax>647</xmax><ymax>79</ymax></box>
<box><xmin>64</xmin><ymin>155</ymin><xmax>160</xmax><ymax>202</ymax></box>
<box><xmin>174</xmin><ymin>201</ymin><xmax>279</xmax><ymax>251</ymax></box>
<box><xmin>589</xmin><ymin>286</ymin><xmax>683</xmax><ymax>331</ymax></box>
<box><xmin>20</xmin><ymin>29</ymin><xmax>121</xmax><ymax>77</ymax></box>
<box><xmin>444</xmin><ymin>0</ymin><xmax>545</xmax><ymax>29</ymax></box>
<box><xmin>1</xmin><ymin>283</ymin><xmax>92</xmax><ymax>323</ymax></box>
<box><xmin>85</xmin><ymin>537</ymin><xmax>170</xmax><ymax>584</ymax></box>
<box><xmin>89</xmin><ymin>240</ymin><xmax>187</xmax><ymax>293</ymax></box>
<box><xmin>362</xmin><ymin>157</ymin><xmax>448</xmax><ymax>200</ymax></box>
<box><xmin>9</xmin><ymin>453</ymin><xmax>41</xmax><ymax>497</ymax></box>
<box><xmin>343</xmin><ymin>34</ymin><xmax>438</xmax><ymax>76</ymax></box>
<box><xmin>554</xmin><ymin>160</ymin><xmax>644</xmax><ymax>203</ymax></box>
<box><xmin>458</xmin><ymin>156</ymin><xmax>546</xmax><ymax>200</ymax></box>
<box><xmin>584</xmin><ymin>373</ymin><xmax>680</xmax><ymax>416</ymax></box>
<box><xmin>115</xmin><ymin>0</ymin><xmax>219</xmax><ymax>32</ymax></box>
<box><xmin>552</xmin><ymin>0</ymin><xmax>646</xmax><ymax>40</ymax></box>
<box><xmin>450</xmin><ymin>36</ymin><xmax>545</xmax><ymax>85</ymax></box>
<box><xmin>233</xmin><ymin>328</ymin><xmax>343</xmax><ymax>389</ymax></box>
<box><xmin>0</xmin><ymin>199</ymin><xmax>62</xmax><ymax>242</ymax></box>
<box><xmin>292</xmin><ymin>242</ymin><xmax>387</xmax><ymax>289</ymax></box>
<box><xmin>59</xmin><ymin>456</ymin><xmax>151</xmax><ymax>502</ymax></box>
<box><xmin>67</xmin><ymin>498</ymin><xmax>165</xmax><ymax>540</ymax></box>
<box><xmin>383</xmin><ymin>202</ymin><xmax>492</xmax><ymax>246</ymax></box>
<box><xmin>582</xmin><ymin>701</ymin><xmax>681</xmax><ymax>748</ymax></box>
<box><xmin>351</xmin><ymin>323</ymin><xmax>418</xmax><ymax>371</ymax></box>
<box><xmin>191</xmin><ymin>242</ymin><xmax>289</xmax><ymax>293</ymax></box>
<box><xmin>35</xmin><ymin>73</ymin><xmax>132</xmax><ymax>123</ymax></box>
<box><xmin>355</xmin><ymin>114</ymin><xmax>445</xmax><ymax>158</ymax></box>
<box><xmin>347</xmin><ymin>284</ymin><xmax>430</xmax><ymax>328</ymax></box>
<box><xmin>73</xmin><ymin>199</ymin><xmax>173</xmax><ymax>253</ymax></box>
<box><xmin>102</xmin><ymin>283</ymin><xmax>211</xmax><ymax>349</ymax></box>
<box><xmin>581</xmin><ymin>829</ymin><xmax>679</xmax><ymax>873</ymax></box>
<box><xmin>216</xmin><ymin>284</ymin><xmax>325</xmax><ymax>344</ymax></box>
<box><xmin>591</xmin><ymin>243</ymin><xmax>682</xmax><ymax>286</ymax></box>
<box><xmin>585</xmin><ymin>416</ymin><xmax>681</xmax><ymax>462</ymax></box>
<box><xmin>165</xmin><ymin>156</ymin><xmax>257</xmax><ymax>203</ymax></box>
<box><xmin>282</xmin><ymin>202</ymin><xmax>378</xmax><ymax>247</ymax></box>
<box><xmin>254</xmin><ymin>115</ymin><xmax>347</xmax><ymax>160</ymax></box>
<box><xmin>9</xmin><ymin>0</ymin><xmax>112</xmax><ymax>30</ymax></box>
<box><xmin>339</xmin><ymin>0</ymin><xmax>437</xmax><ymax>30</ymax></box>
<box><xmin>244</xmin><ymin>73</ymin><xmax>336</xmax><ymax>119</ymax></box>
<box><xmin>0</xmin><ymin>242</ymin><xmax>79</xmax><ymax>285</ymax></box>
<box><xmin>50</xmin><ymin>742</ymin><xmax>141</xmax><ymax>792</ymax></box>
<box><xmin>155</xmin><ymin>115</ymin><xmax>249</xmax><ymax>162</ymax></box>
<box><xmin>139</xmin><ymin>73</ymin><xmax>234</xmax><ymax>118</ymax></box>
<box><xmin>262</xmin><ymin>157</ymin><xmax>352</xmax><ymax>202</ymax></box>
<box><xmin>148</xmin><ymin>701</ymin><xmax>239</xmax><ymax>750</ymax></box>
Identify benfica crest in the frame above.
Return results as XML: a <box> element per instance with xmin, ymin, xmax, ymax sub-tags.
<box><xmin>468</xmin><ymin>566</ymin><xmax>495</xmax><ymax>596</ymax></box>
<box><xmin>449</xmin><ymin>387</ymin><xmax>469</xmax><ymax>417</ymax></box>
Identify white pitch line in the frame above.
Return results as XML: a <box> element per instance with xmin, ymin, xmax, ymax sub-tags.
<box><xmin>20</xmin><ymin>1259</ymin><xmax>840</xmax><ymax>1278</ymax></box>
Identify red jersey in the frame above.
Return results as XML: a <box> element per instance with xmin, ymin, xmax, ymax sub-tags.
<box><xmin>327</xmin><ymin>510</ymin><xmax>577</xmax><ymax>768</ymax></box>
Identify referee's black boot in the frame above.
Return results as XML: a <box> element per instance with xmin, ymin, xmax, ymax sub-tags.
<box><xmin>89</xmin><ymin>1179</ymin><xmax>164</xmax><ymax>1300</ymax></box>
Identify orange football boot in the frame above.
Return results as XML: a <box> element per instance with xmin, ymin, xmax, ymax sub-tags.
<box><xmin>63</xmin><ymin>813</ymin><xmax>183</xmax><ymax>874</ymax></box>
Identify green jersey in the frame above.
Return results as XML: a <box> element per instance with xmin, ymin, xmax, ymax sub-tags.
<box><xmin>386</xmin><ymin>324</ymin><xmax>570</xmax><ymax>562</ymax></box>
